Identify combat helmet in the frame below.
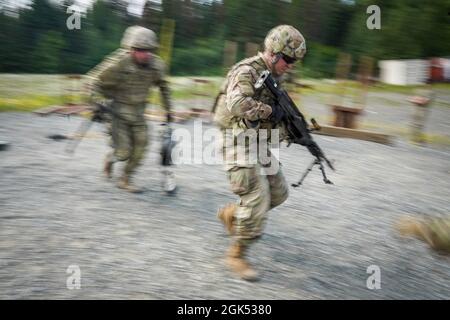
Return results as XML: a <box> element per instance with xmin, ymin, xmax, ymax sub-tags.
<box><xmin>121</xmin><ymin>26</ymin><xmax>145</xmax><ymax>49</ymax></box>
<box><xmin>126</xmin><ymin>26</ymin><xmax>158</xmax><ymax>50</ymax></box>
<box><xmin>264</xmin><ymin>25</ymin><xmax>306</xmax><ymax>60</ymax></box>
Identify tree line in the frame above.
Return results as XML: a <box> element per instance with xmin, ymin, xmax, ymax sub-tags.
<box><xmin>0</xmin><ymin>0</ymin><xmax>449</xmax><ymax>77</ymax></box>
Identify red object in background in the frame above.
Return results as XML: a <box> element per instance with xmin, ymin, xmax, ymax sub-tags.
<box><xmin>430</xmin><ymin>58</ymin><xmax>444</xmax><ymax>82</ymax></box>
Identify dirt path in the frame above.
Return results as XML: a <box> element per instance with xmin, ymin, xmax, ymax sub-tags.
<box><xmin>0</xmin><ymin>113</ymin><xmax>449</xmax><ymax>299</ymax></box>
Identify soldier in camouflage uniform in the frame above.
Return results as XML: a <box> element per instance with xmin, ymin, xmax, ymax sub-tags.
<box><xmin>85</xmin><ymin>25</ymin><xmax>148</xmax><ymax>87</ymax></box>
<box><xmin>214</xmin><ymin>25</ymin><xmax>306</xmax><ymax>280</ymax></box>
<box><xmin>85</xmin><ymin>26</ymin><xmax>149</xmax><ymax>145</ymax></box>
<box><xmin>92</xmin><ymin>27</ymin><xmax>172</xmax><ymax>193</ymax></box>
<box><xmin>396</xmin><ymin>216</ymin><xmax>450</xmax><ymax>254</ymax></box>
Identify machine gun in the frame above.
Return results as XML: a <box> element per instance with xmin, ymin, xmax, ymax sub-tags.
<box><xmin>65</xmin><ymin>102</ymin><xmax>114</xmax><ymax>154</ymax></box>
<box><xmin>254</xmin><ymin>70</ymin><xmax>335</xmax><ymax>187</ymax></box>
<box><xmin>160</xmin><ymin>124</ymin><xmax>177</xmax><ymax>167</ymax></box>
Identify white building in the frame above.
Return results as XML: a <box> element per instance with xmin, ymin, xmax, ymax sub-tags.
<box><xmin>378</xmin><ymin>59</ymin><xmax>430</xmax><ymax>85</ymax></box>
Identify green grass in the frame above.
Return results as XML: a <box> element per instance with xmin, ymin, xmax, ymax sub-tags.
<box><xmin>360</xmin><ymin>121</ymin><xmax>450</xmax><ymax>146</ymax></box>
<box><xmin>0</xmin><ymin>95</ymin><xmax>64</xmax><ymax>112</ymax></box>
<box><xmin>0</xmin><ymin>94</ymin><xmax>88</xmax><ymax>112</ymax></box>
<box><xmin>371</xmin><ymin>82</ymin><xmax>450</xmax><ymax>94</ymax></box>
<box><xmin>170</xmin><ymin>78</ymin><xmax>221</xmax><ymax>100</ymax></box>
<box><xmin>0</xmin><ymin>74</ymin><xmax>223</xmax><ymax>111</ymax></box>
<box><xmin>298</xmin><ymin>79</ymin><xmax>450</xmax><ymax>96</ymax></box>
<box><xmin>2</xmin><ymin>74</ymin><xmax>449</xmax><ymax>147</ymax></box>
<box><xmin>1</xmin><ymin>74</ymin><xmax>449</xmax><ymax>112</ymax></box>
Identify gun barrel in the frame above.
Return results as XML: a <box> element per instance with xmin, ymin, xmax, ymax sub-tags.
<box><xmin>64</xmin><ymin>117</ymin><xmax>94</xmax><ymax>154</ymax></box>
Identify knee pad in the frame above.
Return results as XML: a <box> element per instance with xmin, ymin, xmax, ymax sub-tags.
<box><xmin>114</xmin><ymin>149</ymin><xmax>130</xmax><ymax>161</ymax></box>
<box><xmin>271</xmin><ymin>188</ymin><xmax>289</xmax><ymax>209</ymax></box>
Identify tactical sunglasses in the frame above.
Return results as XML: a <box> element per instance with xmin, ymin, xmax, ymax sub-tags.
<box><xmin>133</xmin><ymin>48</ymin><xmax>151</xmax><ymax>52</ymax></box>
<box><xmin>281</xmin><ymin>53</ymin><xmax>297</xmax><ymax>65</ymax></box>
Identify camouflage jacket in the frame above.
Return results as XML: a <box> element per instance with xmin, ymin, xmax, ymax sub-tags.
<box><xmin>85</xmin><ymin>48</ymin><xmax>129</xmax><ymax>88</ymax></box>
<box><xmin>92</xmin><ymin>53</ymin><xmax>172</xmax><ymax>122</ymax></box>
<box><xmin>214</xmin><ymin>52</ymin><xmax>278</xmax><ymax>130</ymax></box>
<box><xmin>214</xmin><ymin>53</ymin><xmax>288</xmax><ymax>169</ymax></box>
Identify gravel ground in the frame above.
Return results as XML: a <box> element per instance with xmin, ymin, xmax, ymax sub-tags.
<box><xmin>0</xmin><ymin>112</ymin><xmax>449</xmax><ymax>300</ymax></box>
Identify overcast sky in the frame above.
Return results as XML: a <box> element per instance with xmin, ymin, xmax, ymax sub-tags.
<box><xmin>1</xmin><ymin>0</ymin><xmax>151</xmax><ymax>16</ymax></box>
<box><xmin>1</xmin><ymin>0</ymin><xmax>235</xmax><ymax>16</ymax></box>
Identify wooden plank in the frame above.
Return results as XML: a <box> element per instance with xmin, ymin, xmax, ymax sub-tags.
<box><xmin>33</xmin><ymin>105</ymin><xmax>68</xmax><ymax>116</ymax></box>
<box><xmin>145</xmin><ymin>109</ymin><xmax>213</xmax><ymax>123</ymax></box>
<box><xmin>34</xmin><ymin>104</ymin><xmax>91</xmax><ymax>116</ymax></box>
<box><xmin>332</xmin><ymin>105</ymin><xmax>363</xmax><ymax>114</ymax></box>
<box><xmin>57</xmin><ymin>105</ymin><xmax>91</xmax><ymax>115</ymax></box>
<box><xmin>313</xmin><ymin>125</ymin><xmax>394</xmax><ymax>145</ymax></box>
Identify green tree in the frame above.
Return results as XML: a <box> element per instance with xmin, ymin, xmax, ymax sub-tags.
<box><xmin>0</xmin><ymin>12</ymin><xmax>22</xmax><ymax>72</ymax></box>
<box><xmin>345</xmin><ymin>0</ymin><xmax>450</xmax><ymax>60</ymax></box>
<box><xmin>32</xmin><ymin>31</ymin><xmax>65</xmax><ymax>73</ymax></box>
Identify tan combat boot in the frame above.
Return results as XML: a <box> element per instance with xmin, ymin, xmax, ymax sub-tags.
<box><xmin>217</xmin><ymin>203</ymin><xmax>236</xmax><ymax>235</ymax></box>
<box><xmin>117</xmin><ymin>175</ymin><xmax>143</xmax><ymax>193</ymax></box>
<box><xmin>103</xmin><ymin>152</ymin><xmax>115</xmax><ymax>179</ymax></box>
<box><xmin>225</xmin><ymin>243</ymin><xmax>259</xmax><ymax>281</ymax></box>
<box><xmin>397</xmin><ymin>217</ymin><xmax>424</xmax><ymax>238</ymax></box>
<box><xmin>104</xmin><ymin>159</ymin><xmax>114</xmax><ymax>179</ymax></box>
<box><xmin>396</xmin><ymin>217</ymin><xmax>434</xmax><ymax>246</ymax></box>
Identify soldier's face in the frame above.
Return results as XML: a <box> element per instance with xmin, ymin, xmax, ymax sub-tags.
<box><xmin>273</xmin><ymin>53</ymin><xmax>296</xmax><ymax>76</ymax></box>
<box><xmin>132</xmin><ymin>49</ymin><xmax>152</xmax><ymax>65</ymax></box>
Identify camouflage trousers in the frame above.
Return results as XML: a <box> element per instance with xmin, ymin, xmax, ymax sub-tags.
<box><xmin>111</xmin><ymin>116</ymin><xmax>149</xmax><ymax>176</ymax></box>
<box><xmin>227</xmin><ymin>164</ymin><xmax>289</xmax><ymax>246</ymax></box>
<box><xmin>422</xmin><ymin>217</ymin><xmax>450</xmax><ymax>253</ymax></box>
